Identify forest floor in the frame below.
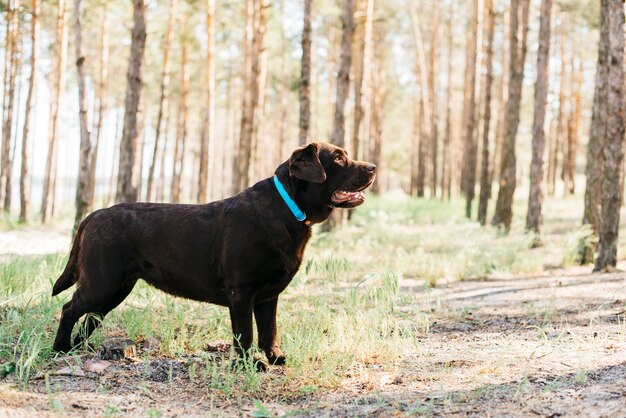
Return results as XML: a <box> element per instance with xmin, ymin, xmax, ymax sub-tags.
<box><xmin>1</xmin><ymin>195</ymin><xmax>625</xmax><ymax>417</ymax></box>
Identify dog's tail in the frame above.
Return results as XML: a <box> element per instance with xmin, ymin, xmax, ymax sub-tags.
<box><xmin>52</xmin><ymin>217</ymin><xmax>89</xmax><ymax>296</ymax></box>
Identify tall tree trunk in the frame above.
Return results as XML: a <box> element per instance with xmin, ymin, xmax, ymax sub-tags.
<box><xmin>410</xmin><ymin>97</ymin><xmax>421</xmax><ymax>196</ymax></box>
<box><xmin>461</xmin><ymin>0</ymin><xmax>478</xmax><ymax>217</ymax></box>
<box><xmin>171</xmin><ymin>27</ymin><xmax>190</xmax><ymax>204</ymax></box>
<box><xmin>116</xmin><ymin>0</ymin><xmax>147</xmax><ymax>203</ymax></box>
<box><xmin>409</xmin><ymin>3</ymin><xmax>431</xmax><ymax>198</ymax></box>
<box><xmin>351</xmin><ymin>0</ymin><xmax>373</xmax><ymax>160</ymax></box>
<box><xmin>41</xmin><ymin>0</ymin><xmax>67</xmax><ymax>222</ymax></box>
<box><xmin>89</xmin><ymin>0</ymin><xmax>109</xmax><ymax>206</ymax></box>
<box><xmin>441</xmin><ymin>1</ymin><xmax>454</xmax><ymax>199</ymax></box>
<box><xmin>548</xmin><ymin>24</ymin><xmax>567</xmax><ymax>197</ymax></box>
<box><xmin>370</xmin><ymin>18</ymin><xmax>385</xmax><ymax>194</ymax></box>
<box><xmin>234</xmin><ymin>0</ymin><xmax>267</xmax><ymax>192</ymax></box>
<box><xmin>330</xmin><ymin>0</ymin><xmax>355</xmax><ymax>148</ymax></box>
<box><xmin>1</xmin><ymin>0</ymin><xmax>20</xmax><ymax>213</ymax></box>
<box><xmin>525</xmin><ymin>0</ymin><xmax>553</xmax><ymax>234</ymax></box>
<box><xmin>428</xmin><ymin>0</ymin><xmax>439</xmax><ymax>198</ymax></box>
<box><xmin>146</xmin><ymin>0</ymin><xmax>176</xmax><ymax>202</ymax></box>
<box><xmin>299</xmin><ymin>0</ymin><xmax>313</xmax><ymax>145</ymax></box>
<box><xmin>198</xmin><ymin>0</ymin><xmax>215</xmax><ymax>202</ymax></box>
<box><xmin>595</xmin><ymin>0</ymin><xmax>625</xmax><ymax>271</ymax></box>
<box><xmin>72</xmin><ymin>0</ymin><xmax>93</xmax><ymax>235</ymax></box>
<box><xmin>491</xmin><ymin>0</ymin><xmax>530</xmax><ymax>231</ymax></box>
<box><xmin>477</xmin><ymin>0</ymin><xmax>495</xmax><ymax>226</ymax></box>
<box><xmin>323</xmin><ymin>0</ymin><xmax>354</xmax><ymax>231</ymax></box>
<box><xmin>491</xmin><ymin>3</ymin><xmax>510</xmax><ymax>189</ymax></box>
<box><xmin>19</xmin><ymin>0</ymin><xmax>39</xmax><ymax>223</ymax></box>
<box><xmin>565</xmin><ymin>54</ymin><xmax>581</xmax><ymax>196</ymax></box>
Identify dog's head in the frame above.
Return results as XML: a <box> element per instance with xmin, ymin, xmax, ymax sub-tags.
<box><xmin>287</xmin><ymin>142</ymin><xmax>376</xmax><ymax>210</ymax></box>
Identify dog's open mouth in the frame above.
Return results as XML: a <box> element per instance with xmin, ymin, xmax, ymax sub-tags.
<box><xmin>331</xmin><ymin>190</ymin><xmax>366</xmax><ymax>205</ymax></box>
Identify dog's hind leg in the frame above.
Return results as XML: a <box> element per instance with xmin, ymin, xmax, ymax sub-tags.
<box><xmin>254</xmin><ymin>297</ymin><xmax>286</xmax><ymax>365</ymax></box>
<box><xmin>72</xmin><ymin>279</ymin><xmax>137</xmax><ymax>349</ymax></box>
<box><xmin>53</xmin><ymin>271</ymin><xmax>134</xmax><ymax>353</ymax></box>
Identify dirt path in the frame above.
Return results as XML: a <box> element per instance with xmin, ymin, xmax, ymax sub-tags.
<box><xmin>0</xmin><ymin>225</ymin><xmax>70</xmax><ymax>259</ymax></box>
<box><xmin>2</xmin><ymin>263</ymin><xmax>625</xmax><ymax>417</ymax></box>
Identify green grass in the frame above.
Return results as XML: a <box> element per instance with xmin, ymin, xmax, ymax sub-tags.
<box><xmin>0</xmin><ymin>193</ymin><xmax>619</xmax><ymax>403</ymax></box>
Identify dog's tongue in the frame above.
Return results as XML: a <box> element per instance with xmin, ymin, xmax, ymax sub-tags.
<box><xmin>331</xmin><ymin>190</ymin><xmax>366</xmax><ymax>203</ymax></box>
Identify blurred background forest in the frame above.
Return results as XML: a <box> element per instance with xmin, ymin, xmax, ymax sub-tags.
<box><xmin>1</xmin><ymin>0</ymin><xmax>624</xmax><ymax>270</ymax></box>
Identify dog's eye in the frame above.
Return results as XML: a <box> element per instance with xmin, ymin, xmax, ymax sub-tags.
<box><xmin>334</xmin><ymin>155</ymin><xmax>344</xmax><ymax>163</ymax></box>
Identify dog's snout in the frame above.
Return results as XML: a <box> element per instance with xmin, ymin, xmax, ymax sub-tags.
<box><xmin>366</xmin><ymin>163</ymin><xmax>376</xmax><ymax>173</ymax></box>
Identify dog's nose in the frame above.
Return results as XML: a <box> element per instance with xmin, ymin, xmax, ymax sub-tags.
<box><xmin>366</xmin><ymin>163</ymin><xmax>376</xmax><ymax>173</ymax></box>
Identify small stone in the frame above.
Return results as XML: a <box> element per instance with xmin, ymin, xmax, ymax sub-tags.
<box><xmin>141</xmin><ymin>336</ymin><xmax>161</xmax><ymax>351</ymax></box>
<box><xmin>99</xmin><ymin>338</ymin><xmax>137</xmax><ymax>360</ymax></box>
<box><xmin>83</xmin><ymin>359</ymin><xmax>112</xmax><ymax>373</ymax></box>
<box><xmin>52</xmin><ymin>366</ymin><xmax>85</xmax><ymax>377</ymax></box>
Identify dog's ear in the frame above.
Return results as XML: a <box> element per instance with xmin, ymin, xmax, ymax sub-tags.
<box><xmin>288</xmin><ymin>143</ymin><xmax>327</xmax><ymax>183</ymax></box>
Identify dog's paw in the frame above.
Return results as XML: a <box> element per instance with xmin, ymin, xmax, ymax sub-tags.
<box><xmin>52</xmin><ymin>342</ymin><xmax>72</xmax><ymax>353</ymax></box>
<box><xmin>267</xmin><ymin>348</ymin><xmax>286</xmax><ymax>366</ymax></box>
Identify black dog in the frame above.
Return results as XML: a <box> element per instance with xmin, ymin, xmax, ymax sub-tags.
<box><xmin>52</xmin><ymin>142</ymin><xmax>375</xmax><ymax>368</ymax></box>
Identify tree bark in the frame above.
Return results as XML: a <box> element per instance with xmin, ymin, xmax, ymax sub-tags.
<box><xmin>116</xmin><ymin>0</ymin><xmax>147</xmax><ymax>204</ymax></box>
<box><xmin>525</xmin><ymin>0</ymin><xmax>553</xmax><ymax>233</ymax></box>
<box><xmin>594</xmin><ymin>0</ymin><xmax>625</xmax><ymax>271</ymax></box>
<box><xmin>299</xmin><ymin>0</ymin><xmax>313</xmax><ymax>145</ymax></box>
<box><xmin>441</xmin><ymin>1</ymin><xmax>454</xmax><ymax>199</ymax></box>
<box><xmin>492</xmin><ymin>0</ymin><xmax>530</xmax><ymax>231</ymax></box>
<box><xmin>370</xmin><ymin>18</ymin><xmax>385</xmax><ymax>194</ymax></box>
<box><xmin>477</xmin><ymin>0</ymin><xmax>495</xmax><ymax>226</ymax></box>
<box><xmin>428</xmin><ymin>0</ymin><xmax>439</xmax><ymax>198</ymax></box>
<box><xmin>234</xmin><ymin>0</ymin><xmax>268</xmax><ymax>192</ymax></box>
<box><xmin>171</xmin><ymin>26</ymin><xmax>190</xmax><ymax>204</ymax></box>
<box><xmin>1</xmin><ymin>0</ymin><xmax>20</xmax><ymax>213</ymax></box>
<box><xmin>19</xmin><ymin>0</ymin><xmax>39</xmax><ymax>223</ymax></box>
<box><xmin>41</xmin><ymin>0</ymin><xmax>67</xmax><ymax>222</ymax></box>
<box><xmin>72</xmin><ymin>0</ymin><xmax>93</xmax><ymax>235</ymax></box>
<box><xmin>198</xmin><ymin>0</ymin><xmax>215</xmax><ymax>202</ymax></box>
<box><xmin>89</xmin><ymin>0</ymin><xmax>109</xmax><ymax>206</ymax></box>
<box><xmin>146</xmin><ymin>0</ymin><xmax>176</xmax><ymax>202</ymax></box>
<box><xmin>565</xmin><ymin>54</ymin><xmax>581</xmax><ymax>196</ymax></box>
<box><xmin>409</xmin><ymin>3</ymin><xmax>431</xmax><ymax>198</ymax></box>
<box><xmin>548</xmin><ymin>24</ymin><xmax>567</xmax><ymax>197</ymax></box>
<box><xmin>461</xmin><ymin>0</ymin><xmax>478</xmax><ymax>217</ymax></box>
<box><xmin>330</xmin><ymin>0</ymin><xmax>355</xmax><ymax>148</ymax></box>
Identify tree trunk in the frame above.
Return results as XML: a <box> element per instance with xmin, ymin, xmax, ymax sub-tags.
<box><xmin>409</xmin><ymin>3</ymin><xmax>431</xmax><ymax>198</ymax></box>
<box><xmin>171</xmin><ymin>27</ymin><xmax>190</xmax><ymax>204</ymax></box>
<box><xmin>146</xmin><ymin>0</ymin><xmax>176</xmax><ymax>202</ymax></box>
<box><xmin>491</xmin><ymin>3</ymin><xmax>510</xmax><ymax>190</ymax></box>
<box><xmin>461</xmin><ymin>0</ymin><xmax>478</xmax><ymax>217</ymax></box>
<box><xmin>370</xmin><ymin>18</ymin><xmax>385</xmax><ymax>194</ymax></box>
<box><xmin>198</xmin><ymin>0</ymin><xmax>215</xmax><ymax>202</ymax></box>
<box><xmin>89</xmin><ymin>0</ymin><xmax>109</xmax><ymax>206</ymax></box>
<box><xmin>565</xmin><ymin>54</ymin><xmax>581</xmax><ymax>196</ymax></box>
<box><xmin>323</xmin><ymin>0</ymin><xmax>354</xmax><ymax>231</ymax></box>
<box><xmin>234</xmin><ymin>0</ymin><xmax>267</xmax><ymax>192</ymax></box>
<box><xmin>41</xmin><ymin>0</ymin><xmax>67</xmax><ymax>222</ymax></box>
<box><xmin>428</xmin><ymin>0</ymin><xmax>439</xmax><ymax>198</ymax></box>
<box><xmin>594</xmin><ymin>0</ymin><xmax>624</xmax><ymax>271</ymax></box>
<box><xmin>19</xmin><ymin>0</ymin><xmax>39</xmax><ymax>223</ymax></box>
<box><xmin>491</xmin><ymin>0</ymin><xmax>530</xmax><ymax>231</ymax></box>
<box><xmin>116</xmin><ymin>0</ymin><xmax>147</xmax><ymax>204</ymax></box>
<box><xmin>1</xmin><ymin>0</ymin><xmax>20</xmax><ymax>213</ymax></box>
<box><xmin>72</xmin><ymin>0</ymin><xmax>93</xmax><ymax>235</ymax></box>
<box><xmin>441</xmin><ymin>1</ymin><xmax>454</xmax><ymax>199</ymax></box>
<box><xmin>525</xmin><ymin>0</ymin><xmax>553</xmax><ymax>234</ymax></box>
<box><xmin>477</xmin><ymin>0</ymin><xmax>495</xmax><ymax>226</ymax></box>
<box><xmin>330</xmin><ymin>0</ymin><xmax>355</xmax><ymax>148</ymax></box>
<box><xmin>299</xmin><ymin>0</ymin><xmax>313</xmax><ymax>145</ymax></box>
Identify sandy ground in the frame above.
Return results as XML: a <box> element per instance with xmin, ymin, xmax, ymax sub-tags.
<box><xmin>1</xmin><ymin>230</ymin><xmax>626</xmax><ymax>416</ymax></box>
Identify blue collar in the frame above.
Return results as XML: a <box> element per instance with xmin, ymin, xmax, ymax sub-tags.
<box><xmin>273</xmin><ymin>175</ymin><xmax>307</xmax><ymax>222</ymax></box>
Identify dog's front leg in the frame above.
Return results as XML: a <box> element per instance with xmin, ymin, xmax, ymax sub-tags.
<box><xmin>254</xmin><ymin>297</ymin><xmax>286</xmax><ymax>365</ymax></box>
<box><xmin>227</xmin><ymin>289</ymin><xmax>267</xmax><ymax>371</ymax></box>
